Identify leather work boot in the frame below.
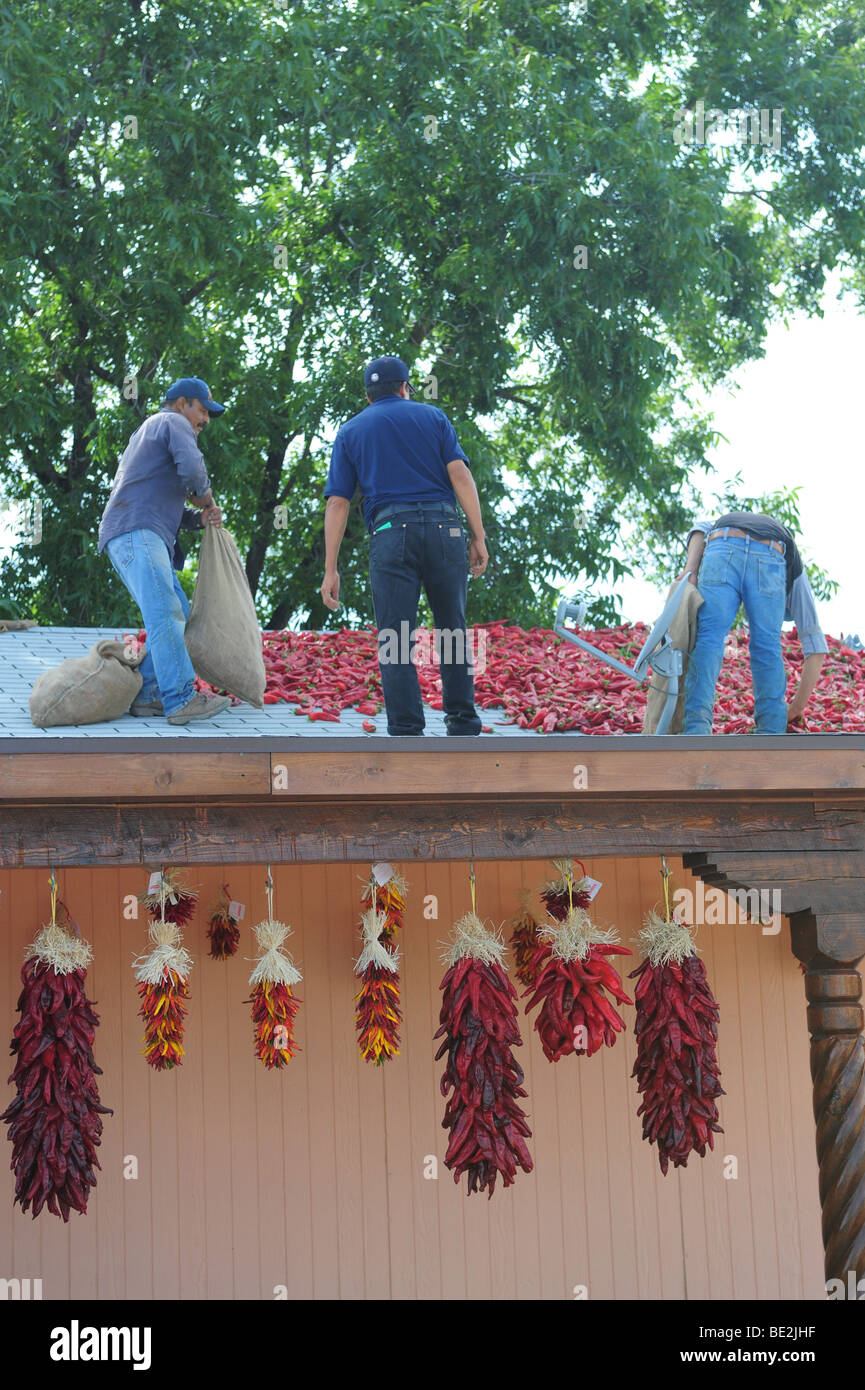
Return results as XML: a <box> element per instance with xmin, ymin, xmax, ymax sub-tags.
<box><xmin>130</xmin><ymin>697</ymin><xmax>164</xmax><ymax>717</ymax></box>
<box><xmin>166</xmin><ymin>692</ymin><xmax>232</xmax><ymax>725</ymax></box>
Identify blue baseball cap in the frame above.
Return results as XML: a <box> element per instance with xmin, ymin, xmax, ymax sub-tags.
<box><xmin>162</xmin><ymin>376</ymin><xmax>226</xmax><ymax>415</ymax></box>
<box><xmin>363</xmin><ymin>356</ymin><xmax>415</xmax><ymax>393</ymax></box>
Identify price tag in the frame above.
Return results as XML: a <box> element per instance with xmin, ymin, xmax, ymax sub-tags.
<box><xmin>582</xmin><ymin>877</ymin><xmax>603</xmax><ymax>902</ymax></box>
<box><xmin>372</xmin><ymin>861</ymin><xmax>394</xmax><ymax>886</ymax></box>
<box><xmin>148</xmin><ymin>871</ymin><xmax>162</xmax><ymax>894</ymax></box>
<box><xmin>229</xmin><ymin>900</ymin><xmax>246</xmax><ymax>921</ymax></box>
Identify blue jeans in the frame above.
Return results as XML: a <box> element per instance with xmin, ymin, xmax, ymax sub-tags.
<box><xmin>106</xmin><ymin>529</ymin><xmax>196</xmax><ymax>716</ymax></box>
<box><xmin>683</xmin><ymin>535</ymin><xmax>788</xmax><ymax>734</ymax></box>
<box><xmin>368</xmin><ymin>502</ymin><xmax>482</xmax><ymax>736</ymax></box>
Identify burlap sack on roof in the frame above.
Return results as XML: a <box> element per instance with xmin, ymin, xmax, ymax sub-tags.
<box><xmin>184</xmin><ymin>525</ymin><xmax>266</xmax><ymax>707</ymax></box>
<box><xmin>641</xmin><ymin>581</ymin><xmax>704</xmax><ymax>735</ymax></box>
<box><xmin>30</xmin><ymin>640</ymin><xmax>143</xmax><ymax>727</ymax></box>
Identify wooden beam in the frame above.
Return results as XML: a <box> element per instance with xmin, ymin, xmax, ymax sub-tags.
<box><xmin>268</xmin><ymin>748</ymin><xmax>865</xmax><ymax>799</ymax></box>
<box><xmin>0</xmin><ymin>752</ymin><xmax>271</xmax><ymax>799</ymax></box>
<box><xmin>2</xmin><ymin>743</ymin><xmax>864</xmax><ymax>801</ymax></box>
<box><xmin>0</xmin><ymin>798</ymin><xmax>861</xmax><ymax>867</ymax></box>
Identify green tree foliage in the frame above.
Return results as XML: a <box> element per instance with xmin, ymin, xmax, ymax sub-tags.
<box><xmin>0</xmin><ymin>0</ymin><xmax>863</xmax><ymax>627</ymax></box>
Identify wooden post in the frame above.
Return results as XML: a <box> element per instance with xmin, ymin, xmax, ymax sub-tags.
<box><xmin>789</xmin><ymin>914</ymin><xmax>865</xmax><ymax>1288</ymax></box>
<box><xmin>684</xmin><ymin>857</ymin><xmax>865</xmax><ymax>1291</ymax></box>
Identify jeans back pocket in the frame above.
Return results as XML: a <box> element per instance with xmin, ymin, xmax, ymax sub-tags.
<box><xmin>757</xmin><ymin>554</ymin><xmax>785</xmax><ymax>595</ymax></box>
<box><xmin>699</xmin><ymin>544</ymin><xmax>732</xmax><ymax>586</ymax></box>
<box><xmin>369</xmin><ymin>522</ymin><xmax>407</xmax><ymax>567</ymax></box>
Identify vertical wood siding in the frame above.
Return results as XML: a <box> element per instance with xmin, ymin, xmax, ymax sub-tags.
<box><xmin>0</xmin><ymin>857</ymin><xmax>825</xmax><ymax>1300</ymax></box>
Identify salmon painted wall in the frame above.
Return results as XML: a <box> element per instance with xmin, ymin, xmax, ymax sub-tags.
<box><xmin>0</xmin><ymin>857</ymin><xmax>825</xmax><ymax>1301</ymax></box>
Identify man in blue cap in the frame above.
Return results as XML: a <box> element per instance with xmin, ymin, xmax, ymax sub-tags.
<box><xmin>321</xmin><ymin>356</ymin><xmax>488</xmax><ymax>736</ymax></box>
<box><xmin>98</xmin><ymin>376</ymin><xmax>232</xmax><ymax>725</ymax></box>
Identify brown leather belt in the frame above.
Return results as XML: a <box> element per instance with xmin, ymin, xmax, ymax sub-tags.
<box><xmin>707</xmin><ymin>527</ymin><xmax>783</xmax><ymax>555</ymax></box>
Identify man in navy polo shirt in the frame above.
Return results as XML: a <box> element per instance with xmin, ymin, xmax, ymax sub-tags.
<box><xmin>321</xmin><ymin>356</ymin><xmax>488</xmax><ymax>736</ymax></box>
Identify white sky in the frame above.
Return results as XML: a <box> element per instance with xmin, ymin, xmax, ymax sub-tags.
<box><xmin>614</xmin><ymin>269</ymin><xmax>864</xmax><ymax>638</ymax></box>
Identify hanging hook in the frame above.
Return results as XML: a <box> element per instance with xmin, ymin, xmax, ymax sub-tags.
<box><xmin>660</xmin><ymin>856</ymin><xmax>671</xmax><ymax>921</ymax></box>
<box><xmin>48</xmin><ymin>867</ymin><xmax>57</xmax><ymax>926</ymax></box>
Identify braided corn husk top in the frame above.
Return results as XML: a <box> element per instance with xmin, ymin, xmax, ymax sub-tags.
<box><xmin>638</xmin><ymin>908</ymin><xmax>699</xmax><ymax>966</ymax></box>
<box><xmin>444</xmin><ymin>911</ymin><xmax>506</xmax><ymax>967</ymax></box>
<box><xmin>355</xmin><ymin>907</ymin><xmax>400</xmax><ymax>974</ymax></box>
<box><xmin>138</xmin><ymin>866</ymin><xmax>198</xmax><ymax>913</ymax></box>
<box><xmin>26</xmin><ymin>922</ymin><xmax>93</xmax><ymax>974</ymax></box>
<box><xmin>248</xmin><ymin>918</ymin><xmax>302</xmax><ymax>987</ymax></box>
<box><xmin>539</xmin><ymin>907</ymin><xmax>620</xmax><ymax>962</ymax></box>
<box><xmin>133</xmin><ymin>919</ymin><xmax>193</xmax><ymax>984</ymax></box>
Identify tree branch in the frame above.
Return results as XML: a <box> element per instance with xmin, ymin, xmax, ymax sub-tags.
<box><xmin>724</xmin><ymin>188</ymin><xmax>824</xmax><ymax>235</ymax></box>
<box><xmin>179</xmin><ymin>271</ymin><xmax>218</xmax><ymax>307</ymax></box>
<box><xmin>494</xmin><ymin>387</ymin><xmax>543</xmax><ymax>411</ymax></box>
<box><xmin>22</xmin><ymin>443</ymin><xmax>69</xmax><ymax>495</ymax></box>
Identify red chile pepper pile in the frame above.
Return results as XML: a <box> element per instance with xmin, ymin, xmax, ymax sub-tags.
<box><xmin>207</xmin><ymin>885</ymin><xmax>240</xmax><ymax>961</ymax></box>
<box><xmin>524</xmin><ymin>908</ymin><xmax>632</xmax><ymax>1061</ymax></box>
<box><xmin>435</xmin><ymin>913</ymin><xmax>533</xmax><ymax>1197</ymax></box>
<box><xmin>630</xmin><ymin>911</ymin><xmax>724</xmax><ymax>1174</ymax></box>
<box><xmin>128</xmin><ymin>625</ymin><xmax>865</xmax><ymax>734</ymax></box>
<box><xmin>2</xmin><ymin>920</ymin><xmax>112</xmax><ymax>1220</ymax></box>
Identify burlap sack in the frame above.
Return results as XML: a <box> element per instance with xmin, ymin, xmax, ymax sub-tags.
<box><xmin>642</xmin><ymin>581</ymin><xmax>704</xmax><ymax>734</ymax></box>
<box><xmin>184</xmin><ymin>525</ymin><xmax>266</xmax><ymax>707</ymax></box>
<box><xmin>30</xmin><ymin>640</ymin><xmax>143</xmax><ymax>727</ymax></box>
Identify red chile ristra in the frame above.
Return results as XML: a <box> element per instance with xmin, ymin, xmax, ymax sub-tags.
<box><xmin>245</xmin><ymin>917</ymin><xmax>302</xmax><ymax>1069</ymax></box>
<box><xmin>629</xmin><ymin>911</ymin><xmax>724</xmax><ymax>1174</ymax></box>
<box><xmin>523</xmin><ymin>907</ymin><xmax>632</xmax><ymax>1062</ymax></box>
<box><xmin>509</xmin><ymin>906</ymin><xmax>542</xmax><ymax>989</ymax></box>
<box><xmin>207</xmin><ymin>884</ymin><xmax>240</xmax><ymax>960</ymax></box>
<box><xmin>435</xmin><ymin>912</ymin><xmax>533</xmax><ymax>1197</ymax></box>
<box><xmin>2</xmin><ymin>916</ymin><xmax>112</xmax><ymax>1220</ymax></box>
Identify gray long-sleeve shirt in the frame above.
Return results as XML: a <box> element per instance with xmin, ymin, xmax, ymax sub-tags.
<box><xmin>98</xmin><ymin>408</ymin><xmax>211</xmax><ymax>569</ymax></box>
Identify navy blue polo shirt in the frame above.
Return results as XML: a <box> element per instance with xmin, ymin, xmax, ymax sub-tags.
<box><xmin>324</xmin><ymin>395</ymin><xmax>470</xmax><ymax>532</ymax></box>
